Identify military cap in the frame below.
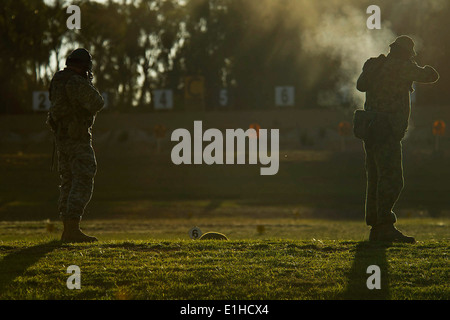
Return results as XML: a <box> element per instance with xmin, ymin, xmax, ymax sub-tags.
<box><xmin>66</xmin><ymin>48</ymin><xmax>93</xmax><ymax>71</ymax></box>
<box><xmin>389</xmin><ymin>35</ymin><xmax>416</xmax><ymax>57</ymax></box>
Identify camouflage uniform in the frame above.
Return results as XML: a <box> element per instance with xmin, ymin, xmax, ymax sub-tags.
<box><xmin>357</xmin><ymin>36</ymin><xmax>439</xmax><ymax>230</ymax></box>
<box><xmin>49</xmin><ymin>68</ymin><xmax>104</xmax><ymax>221</ymax></box>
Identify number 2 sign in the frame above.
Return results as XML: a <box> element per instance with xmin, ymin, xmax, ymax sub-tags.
<box><xmin>32</xmin><ymin>91</ymin><xmax>51</xmax><ymax>111</ymax></box>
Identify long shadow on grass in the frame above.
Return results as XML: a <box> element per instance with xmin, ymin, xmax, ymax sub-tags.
<box><xmin>0</xmin><ymin>241</ymin><xmax>60</xmax><ymax>295</ymax></box>
<box><xmin>339</xmin><ymin>241</ymin><xmax>390</xmax><ymax>300</ymax></box>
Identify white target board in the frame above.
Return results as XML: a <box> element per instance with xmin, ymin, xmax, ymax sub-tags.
<box><xmin>275</xmin><ymin>86</ymin><xmax>295</xmax><ymax>107</ymax></box>
<box><xmin>153</xmin><ymin>89</ymin><xmax>173</xmax><ymax>110</ymax></box>
<box><xmin>33</xmin><ymin>91</ymin><xmax>51</xmax><ymax>111</ymax></box>
<box><xmin>219</xmin><ymin>88</ymin><xmax>229</xmax><ymax>107</ymax></box>
<box><xmin>101</xmin><ymin>92</ymin><xmax>109</xmax><ymax>108</ymax></box>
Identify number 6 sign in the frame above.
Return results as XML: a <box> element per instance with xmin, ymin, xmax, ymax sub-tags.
<box><xmin>275</xmin><ymin>86</ymin><xmax>295</xmax><ymax>107</ymax></box>
<box><xmin>188</xmin><ymin>226</ymin><xmax>203</xmax><ymax>240</ymax></box>
<box><xmin>32</xmin><ymin>91</ymin><xmax>51</xmax><ymax>111</ymax></box>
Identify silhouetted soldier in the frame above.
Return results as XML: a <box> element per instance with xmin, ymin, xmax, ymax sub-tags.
<box><xmin>356</xmin><ymin>36</ymin><xmax>439</xmax><ymax>242</ymax></box>
<box><xmin>47</xmin><ymin>48</ymin><xmax>104</xmax><ymax>242</ymax></box>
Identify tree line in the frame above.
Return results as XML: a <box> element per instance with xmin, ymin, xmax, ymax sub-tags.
<box><xmin>1</xmin><ymin>0</ymin><xmax>449</xmax><ymax>114</ymax></box>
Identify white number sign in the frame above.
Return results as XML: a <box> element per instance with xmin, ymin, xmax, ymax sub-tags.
<box><xmin>188</xmin><ymin>226</ymin><xmax>203</xmax><ymax>240</ymax></box>
<box><xmin>101</xmin><ymin>92</ymin><xmax>109</xmax><ymax>108</ymax></box>
<box><xmin>32</xmin><ymin>91</ymin><xmax>51</xmax><ymax>111</ymax></box>
<box><xmin>219</xmin><ymin>88</ymin><xmax>228</xmax><ymax>107</ymax></box>
<box><xmin>153</xmin><ymin>89</ymin><xmax>173</xmax><ymax>110</ymax></box>
<box><xmin>275</xmin><ymin>86</ymin><xmax>295</xmax><ymax>107</ymax></box>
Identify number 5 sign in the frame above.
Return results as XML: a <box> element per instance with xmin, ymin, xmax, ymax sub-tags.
<box><xmin>33</xmin><ymin>91</ymin><xmax>51</xmax><ymax>111</ymax></box>
<box><xmin>275</xmin><ymin>86</ymin><xmax>295</xmax><ymax>107</ymax></box>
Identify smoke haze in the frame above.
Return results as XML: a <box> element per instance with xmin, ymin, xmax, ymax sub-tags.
<box><xmin>300</xmin><ymin>5</ymin><xmax>396</xmax><ymax>109</ymax></box>
<box><xmin>233</xmin><ymin>0</ymin><xmax>447</xmax><ymax>110</ymax></box>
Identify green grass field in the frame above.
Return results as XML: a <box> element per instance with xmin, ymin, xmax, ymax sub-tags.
<box><xmin>0</xmin><ymin>218</ymin><xmax>448</xmax><ymax>300</ymax></box>
<box><xmin>0</xmin><ymin>144</ymin><xmax>448</xmax><ymax>300</ymax></box>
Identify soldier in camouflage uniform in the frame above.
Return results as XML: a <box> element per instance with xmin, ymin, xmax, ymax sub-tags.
<box><xmin>48</xmin><ymin>48</ymin><xmax>104</xmax><ymax>243</ymax></box>
<box><xmin>356</xmin><ymin>36</ymin><xmax>439</xmax><ymax>243</ymax></box>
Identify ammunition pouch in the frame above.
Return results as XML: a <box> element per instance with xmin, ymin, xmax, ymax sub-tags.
<box><xmin>353</xmin><ymin>109</ymin><xmax>393</xmax><ymax>144</ymax></box>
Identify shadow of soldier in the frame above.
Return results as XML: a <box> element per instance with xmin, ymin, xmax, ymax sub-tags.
<box><xmin>340</xmin><ymin>241</ymin><xmax>391</xmax><ymax>300</ymax></box>
<box><xmin>0</xmin><ymin>240</ymin><xmax>60</xmax><ymax>296</ymax></box>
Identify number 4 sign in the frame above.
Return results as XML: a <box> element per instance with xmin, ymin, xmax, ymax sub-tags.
<box><xmin>32</xmin><ymin>91</ymin><xmax>51</xmax><ymax>111</ymax></box>
<box><xmin>153</xmin><ymin>89</ymin><xmax>173</xmax><ymax>110</ymax></box>
<box><xmin>275</xmin><ymin>86</ymin><xmax>295</xmax><ymax>107</ymax></box>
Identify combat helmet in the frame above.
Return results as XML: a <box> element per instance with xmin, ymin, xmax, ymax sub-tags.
<box><xmin>66</xmin><ymin>48</ymin><xmax>93</xmax><ymax>71</ymax></box>
<box><xmin>389</xmin><ymin>35</ymin><xmax>417</xmax><ymax>57</ymax></box>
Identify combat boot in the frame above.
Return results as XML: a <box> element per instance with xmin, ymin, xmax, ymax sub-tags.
<box><xmin>61</xmin><ymin>219</ymin><xmax>98</xmax><ymax>243</ymax></box>
<box><xmin>375</xmin><ymin>224</ymin><xmax>415</xmax><ymax>243</ymax></box>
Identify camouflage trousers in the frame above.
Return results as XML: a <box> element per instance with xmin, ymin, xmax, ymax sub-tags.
<box><xmin>56</xmin><ymin>136</ymin><xmax>97</xmax><ymax>221</ymax></box>
<box><xmin>364</xmin><ymin>137</ymin><xmax>404</xmax><ymax>227</ymax></box>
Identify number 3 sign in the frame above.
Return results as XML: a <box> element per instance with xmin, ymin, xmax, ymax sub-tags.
<box><xmin>32</xmin><ymin>91</ymin><xmax>51</xmax><ymax>111</ymax></box>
